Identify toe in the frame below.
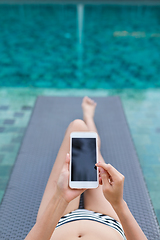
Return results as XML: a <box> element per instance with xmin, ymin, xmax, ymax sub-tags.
<box><xmin>86</xmin><ymin>96</ymin><xmax>94</xmax><ymax>105</ymax></box>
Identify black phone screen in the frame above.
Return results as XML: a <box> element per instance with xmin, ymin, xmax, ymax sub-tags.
<box><xmin>71</xmin><ymin>138</ymin><xmax>97</xmax><ymax>181</ymax></box>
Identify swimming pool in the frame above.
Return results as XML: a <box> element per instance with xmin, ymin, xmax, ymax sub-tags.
<box><xmin>0</xmin><ymin>4</ymin><xmax>160</xmax><ymax>88</ymax></box>
<box><xmin>0</xmin><ymin>3</ymin><xmax>160</xmax><ymax>226</ymax></box>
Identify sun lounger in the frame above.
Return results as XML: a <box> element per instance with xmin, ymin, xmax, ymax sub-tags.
<box><xmin>0</xmin><ymin>96</ymin><xmax>159</xmax><ymax>239</ymax></box>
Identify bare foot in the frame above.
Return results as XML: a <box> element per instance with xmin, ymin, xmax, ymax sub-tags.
<box><xmin>81</xmin><ymin>96</ymin><xmax>97</xmax><ymax>123</ymax></box>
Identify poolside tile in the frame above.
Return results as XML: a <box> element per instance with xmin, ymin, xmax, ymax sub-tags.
<box><xmin>0</xmin><ymin>166</ymin><xmax>12</xmax><ymax>178</ymax></box>
<box><xmin>1</xmin><ymin>154</ymin><xmax>17</xmax><ymax>166</ymax></box>
<box><xmin>150</xmin><ymin>191</ymin><xmax>160</xmax><ymax>210</ymax></box>
<box><xmin>11</xmin><ymin>136</ymin><xmax>23</xmax><ymax>143</ymax></box>
<box><xmin>156</xmin><ymin>209</ymin><xmax>160</xmax><ymax>224</ymax></box>
<box><xmin>1</xmin><ymin>144</ymin><xmax>15</xmax><ymax>152</ymax></box>
<box><xmin>3</xmin><ymin>119</ymin><xmax>15</xmax><ymax>125</ymax></box>
<box><xmin>0</xmin><ymin>154</ymin><xmax>4</xmax><ymax>163</ymax></box>
<box><xmin>0</xmin><ymin>106</ymin><xmax>9</xmax><ymax>110</ymax></box>
<box><xmin>0</xmin><ymin>190</ymin><xmax>4</xmax><ymax>204</ymax></box>
<box><xmin>156</xmin><ymin>128</ymin><xmax>160</xmax><ymax>133</ymax></box>
<box><xmin>5</xmin><ymin>127</ymin><xmax>26</xmax><ymax>133</ymax></box>
<box><xmin>0</xmin><ymin>127</ymin><xmax>5</xmax><ymax>133</ymax></box>
<box><xmin>21</xmin><ymin>106</ymin><xmax>33</xmax><ymax>111</ymax></box>
<box><xmin>14</xmin><ymin>112</ymin><xmax>24</xmax><ymax>118</ymax></box>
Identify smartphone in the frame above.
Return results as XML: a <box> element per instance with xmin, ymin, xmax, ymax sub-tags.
<box><xmin>69</xmin><ymin>132</ymin><xmax>98</xmax><ymax>189</ymax></box>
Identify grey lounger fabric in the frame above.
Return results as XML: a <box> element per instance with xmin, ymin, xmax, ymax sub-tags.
<box><xmin>0</xmin><ymin>96</ymin><xmax>159</xmax><ymax>239</ymax></box>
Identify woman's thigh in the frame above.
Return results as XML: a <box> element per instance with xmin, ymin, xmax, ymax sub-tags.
<box><xmin>37</xmin><ymin>119</ymin><xmax>89</xmax><ymax>221</ymax></box>
<box><xmin>83</xmin><ymin>153</ymin><xmax>120</xmax><ymax>222</ymax></box>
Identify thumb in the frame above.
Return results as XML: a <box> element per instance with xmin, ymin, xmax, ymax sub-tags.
<box><xmin>63</xmin><ymin>153</ymin><xmax>70</xmax><ymax>172</ymax></box>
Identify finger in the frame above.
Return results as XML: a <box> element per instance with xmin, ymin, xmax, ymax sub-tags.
<box><xmin>99</xmin><ymin>176</ymin><xmax>102</xmax><ymax>185</ymax></box>
<box><xmin>99</xmin><ymin>167</ymin><xmax>111</xmax><ymax>186</ymax></box>
<box><xmin>96</xmin><ymin>162</ymin><xmax>122</xmax><ymax>181</ymax></box>
<box><xmin>100</xmin><ymin>168</ymin><xmax>113</xmax><ymax>186</ymax></box>
<box><xmin>99</xmin><ymin>166</ymin><xmax>110</xmax><ymax>179</ymax></box>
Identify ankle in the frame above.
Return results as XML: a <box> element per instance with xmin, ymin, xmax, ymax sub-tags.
<box><xmin>83</xmin><ymin>115</ymin><xmax>94</xmax><ymax>123</ymax></box>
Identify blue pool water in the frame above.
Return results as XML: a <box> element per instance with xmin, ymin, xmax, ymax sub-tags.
<box><xmin>0</xmin><ymin>4</ymin><xmax>160</xmax><ymax>88</ymax></box>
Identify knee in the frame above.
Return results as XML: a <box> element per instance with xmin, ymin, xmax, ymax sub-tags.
<box><xmin>68</xmin><ymin>119</ymin><xmax>88</xmax><ymax>133</ymax></box>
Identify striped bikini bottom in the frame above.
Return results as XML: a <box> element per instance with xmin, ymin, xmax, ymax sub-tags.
<box><xmin>56</xmin><ymin>209</ymin><xmax>126</xmax><ymax>240</ymax></box>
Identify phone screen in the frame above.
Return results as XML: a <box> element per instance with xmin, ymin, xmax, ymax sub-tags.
<box><xmin>71</xmin><ymin>138</ymin><xmax>97</xmax><ymax>181</ymax></box>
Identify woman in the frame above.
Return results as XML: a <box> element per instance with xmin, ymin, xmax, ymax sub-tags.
<box><xmin>25</xmin><ymin>97</ymin><xmax>147</xmax><ymax>240</ymax></box>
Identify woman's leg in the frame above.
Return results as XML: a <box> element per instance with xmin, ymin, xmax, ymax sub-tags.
<box><xmin>82</xmin><ymin>97</ymin><xmax>120</xmax><ymax>222</ymax></box>
<box><xmin>37</xmin><ymin>119</ymin><xmax>89</xmax><ymax>222</ymax></box>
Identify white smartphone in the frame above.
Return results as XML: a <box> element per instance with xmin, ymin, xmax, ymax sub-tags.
<box><xmin>69</xmin><ymin>132</ymin><xmax>99</xmax><ymax>189</ymax></box>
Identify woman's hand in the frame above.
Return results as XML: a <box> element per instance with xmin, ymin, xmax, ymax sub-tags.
<box><xmin>96</xmin><ymin>162</ymin><xmax>125</xmax><ymax>208</ymax></box>
<box><xmin>57</xmin><ymin>153</ymin><xmax>86</xmax><ymax>203</ymax></box>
